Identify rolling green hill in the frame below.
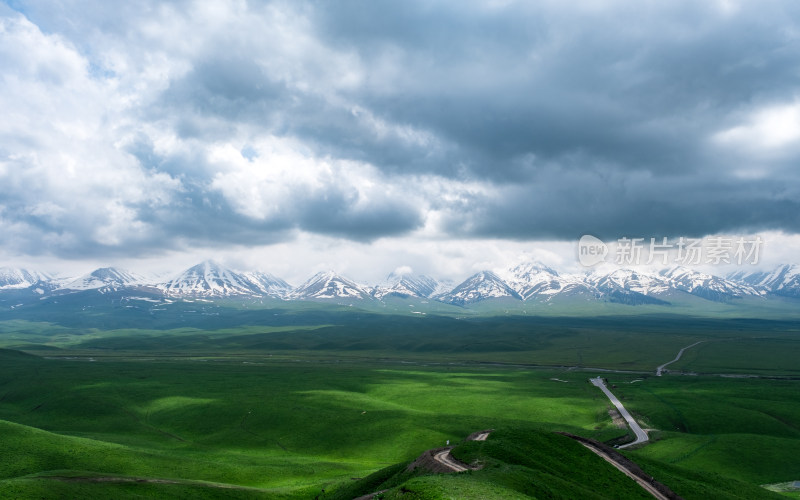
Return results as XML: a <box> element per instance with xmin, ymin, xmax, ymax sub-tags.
<box><xmin>0</xmin><ymin>309</ymin><xmax>798</xmax><ymax>498</ymax></box>
<box><xmin>331</xmin><ymin>427</ymin><xmax>781</xmax><ymax>500</ymax></box>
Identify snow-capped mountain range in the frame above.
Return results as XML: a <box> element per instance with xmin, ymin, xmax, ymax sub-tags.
<box><xmin>0</xmin><ymin>260</ymin><xmax>798</xmax><ymax>307</ymax></box>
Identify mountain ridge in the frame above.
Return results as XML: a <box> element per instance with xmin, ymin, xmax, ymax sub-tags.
<box><xmin>1</xmin><ymin>261</ymin><xmax>797</xmax><ymax>307</ymax></box>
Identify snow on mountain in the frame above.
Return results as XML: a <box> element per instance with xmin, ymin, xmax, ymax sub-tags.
<box><xmin>160</xmin><ymin>261</ymin><xmax>290</xmax><ymax>298</ymax></box>
<box><xmin>289</xmin><ymin>271</ymin><xmax>373</xmax><ymax>300</ymax></box>
<box><xmin>60</xmin><ymin>267</ymin><xmax>148</xmax><ymax>291</ymax></box>
<box><xmin>587</xmin><ymin>268</ymin><xmax>672</xmax><ymax>295</ymax></box>
<box><xmin>728</xmin><ymin>264</ymin><xmax>800</xmax><ymax>298</ymax></box>
<box><xmin>373</xmin><ymin>271</ymin><xmax>440</xmax><ymax>299</ymax></box>
<box><xmin>3</xmin><ymin>259</ymin><xmax>799</xmax><ymax>307</ymax></box>
<box><xmin>504</xmin><ymin>262</ymin><xmax>595</xmax><ymax>300</ymax></box>
<box><xmin>242</xmin><ymin>271</ymin><xmax>293</xmax><ymax>297</ymax></box>
<box><xmin>440</xmin><ymin>271</ymin><xmax>521</xmax><ymax>305</ymax></box>
<box><xmin>585</xmin><ymin>268</ymin><xmax>671</xmax><ymax>305</ymax></box>
<box><xmin>0</xmin><ymin>268</ymin><xmax>53</xmax><ymax>290</ymax></box>
<box><xmin>660</xmin><ymin>266</ymin><xmax>762</xmax><ymax>301</ymax></box>
<box><xmin>431</xmin><ymin>279</ymin><xmax>454</xmax><ymax>297</ymax></box>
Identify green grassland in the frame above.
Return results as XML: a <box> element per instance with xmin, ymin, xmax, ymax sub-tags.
<box><xmin>0</xmin><ymin>349</ymin><xmax>633</xmax><ymax>498</ymax></box>
<box><xmin>0</xmin><ymin>309</ymin><xmax>798</xmax><ymax>498</ymax></box>
<box><xmin>2</xmin><ymin>313</ymin><xmax>799</xmax><ymax>375</ymax></box>
<box><xmin>598</xmin><ymin>374</ymin><xmax>800</xmax><ymax>485</ymax></box>
<box><xmin>663</xmin><ymin>337</ymin><xmax>800</xmax><ymax>375</ymax></box>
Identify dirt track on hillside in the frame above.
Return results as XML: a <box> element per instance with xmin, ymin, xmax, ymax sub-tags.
<box><xmin>406</xmin><ymin>429</ymin><xmax>493</xmax><ymax>474</ymax></box>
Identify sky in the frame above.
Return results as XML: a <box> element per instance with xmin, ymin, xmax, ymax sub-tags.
<box><xmin>1</xmin><ymin>0</ymin><xmax>799</xmax><ymax>284</ymax></box>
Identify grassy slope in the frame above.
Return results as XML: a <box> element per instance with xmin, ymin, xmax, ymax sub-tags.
<box><xmin>0</xmin><ymin>419</ymin><xmax>287</xmax><ymax>499</ymax></box>
<box><xmin>331</xmin><ymin>427</ymin><xmax>782</xmax><ymax>500</ymax></box>
<box><xmin>0</xmin><ymin>349</ymin><xmax>630</xmax><ymax>498</ymax></box>
<box><xmin>606</xmin><ymin>375</ymin><xmax>800</xmax><ymax>486</ymax></box>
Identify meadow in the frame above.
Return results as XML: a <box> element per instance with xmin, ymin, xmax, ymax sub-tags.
<box><xmin>0</xmin><ymin>310</ymin><xmax>798</xmax><ymax>498</ymax></box>
<box><xmin>0</xmin><ymin>350</ymin><xmax>629</xmax><ymax>498</ymax></box>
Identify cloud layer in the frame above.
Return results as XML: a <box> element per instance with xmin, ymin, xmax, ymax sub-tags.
<box><xmin>1</xmin><ymin>0</ymin><xmax>800</xmax><ymax>260</ymax></box>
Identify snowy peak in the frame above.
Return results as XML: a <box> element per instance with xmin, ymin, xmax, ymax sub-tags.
<box><xmin>507</xmin><ymin>261</ymin><xmax>559</xmax><ymax>281</ymax></box>
<box><xmin>765</xmin><ymin>264</ymin><xmax>800</xmax><ymax>297</ymax></box>
<box><xmin>62</xmin><ymin>267</ymin><xmax>146</xmax><ymax>291</ymax></box>
<box><xmin>161</xmin><ymin>261</ymin><xmax>289</xmax><ymax>298</ymax></box>
<box><xmin>244</xmin><ymin>271</ymin><xmax>292</xmax><ymax>297</ymax></box>
<box><xmin>290</xmin><ymin>271</ymin><xmax>372</xmax><ymax>300</ymax></box>
<box><xmin>587</xmin><ymin>268</ymin><xmax>672</xmax><ymax>296</ymax></box>
<box><xmin>505</xmin><ymin>261</ymin><xmax>593</xmax><ymax>300</ymax></box>
<box><xmin>441</xmin><ymin>271</ymin><xmax>521</xmax><ymax>305</ymax></box>
<box><xmin>373</xmin><ymin>271</ymin><xmax>440</xmax><ymax>299</ymax></box>
<box><xmin>584</xmin><ymin>268</ymin><xmax>671</xmax><ymax>305</ymax></box>
<box><xmin>0</xmin><ymin>267</ymin><xmax>52</xmax><ymax>290</ymax></box>
<box><xmin>728</xmin><ymin>264</ymin><xmax>800</xmax><ymax>298</ymax></box>
<box><xmin>661</xmin><ymin>266</ymin><xmax>761</xmax><ymax>300</ymax></box>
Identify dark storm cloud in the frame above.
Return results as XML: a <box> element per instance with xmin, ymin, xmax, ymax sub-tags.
<box><xmin>296</xmin><ymin>189</ymin><xmax>423</xmax><ymax>241</ymax></box>
<box><xmin>125</xmin><ymin>0</ymin><xmax>800</xmax><ymax>242</ymax></box>
<box><xmin>442</xmin><ymin>168</ymin><xmax>800</xmax><ymax>241</ymax></box>
<box><xmin>156</xmin><ymin>2</ymin><xmax>800</xmax><ymax>179</ymax></box>
<box><xmin>4</xmin><ymin>0</ymin><xmax>800</xmax><ymax>257</ymax></box>
<box><xmin>157</xmin><ymin>57</ymin><xmax>291</xmax><ymax>131</ymax></box>
<box><xmin>305</xmin><ymin>0</ymin><xmax>800</xmax><ymax>237</ymax></box>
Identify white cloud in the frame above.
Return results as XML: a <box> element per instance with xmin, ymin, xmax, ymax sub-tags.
<box><xmin>392</xmin><ymin>265</ymin><xmax>414</xmax><ymax>276</ymax></box>
<box><xmin>713</xmin><ymin>100</ymin><xmax>800</xmax><ymax>152</ymax></box>
<box><xmin>0</xmin><ymin>11</ymin><xmax>182</xmax><ymax>254</ymax></box>
<box><xmin>0</xmin><ymin>0</ymin><xmax>799</xmax><ymax>276</ymax></box>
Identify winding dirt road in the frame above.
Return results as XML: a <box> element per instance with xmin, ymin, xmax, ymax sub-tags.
<box><xmin>590</xmin><ymin>377</ymin><xmax>648</xmax><ymax>449</ymax></box>
<box><xmin>433</xmin><ymin>449</ymin><xmax>470</xmax><ymax>472</ymax></box>
<box><xmin>431</xmin><ymin>430</ymin><xmax>492</xmax><ymax>472</ymax></box>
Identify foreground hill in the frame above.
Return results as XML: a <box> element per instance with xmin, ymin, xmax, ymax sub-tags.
<box><xmin>331</xmin><ymin>427</ymin><xmax>779</xmax><ymax>500</ymax></box>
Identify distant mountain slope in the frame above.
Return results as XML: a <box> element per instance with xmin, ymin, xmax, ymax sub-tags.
<box><xmin>289</xmin><ymin>271</ymin><xmax>372</xmax><ymax>300</ymax></box>
<box><xmin>373</xmin><ymin>271</ymin><xmax>440</xmax><ymax>299</ymax></box>
<box><xmin>585</xmin><ymin>269</ymin><xmax>671</xmax><ymax>305</ymax></box>
<box><xmin>729</xmin><ymin>264</ymin><xmax>800</xmax><ymax>298</ymax></box>
<box><xmin>440</xmin><ymin>271</ymin><xmax>521</xmax><ymax>305</ymax></box>
<box><xmin>506</xmin><ymin>262</ymin><xmax>596</xmax><ymax>301</ymax></box>
<box><xmin>661</xmin><ymin>266</ymin><xmax>762</xmax><ymax>302</ymax></box>
<box><xmin>0</xmin><ymin>267</ymin><xmax>53</xmax><ymax>290</ymax></box>
<box><xmin>160</xmin><ymin>261</ymin><xmax>290</xmax><ymax>298</ymax></box>
<box><xmin>60</xmin><ymin>267</ymin><xmax>147</xmax><ymax>292</ymax></box>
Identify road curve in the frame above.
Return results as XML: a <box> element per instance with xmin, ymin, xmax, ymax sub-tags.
<box><xmin>432</xmin><ymin>430</ymin><xmax>492</xmax><ymax>472</ymax></box>
<box><xmin>590</xmin><ymin>377</ymin><xmax>648</xmax><ymax>449</ymax></box>
<box><xmin>472</xmin><ymin>431</ymin><xmax>490</xmax><ymax>441</ymax></box>
<box><xmin>433</xmin><ymin>449</ymin><xmax>470</xmax><ymax>472</ymax></box>
<box><xmin>656</xmin><ymin>341</ymin><xmax>705</xmax><ymax>376</ymax></box>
